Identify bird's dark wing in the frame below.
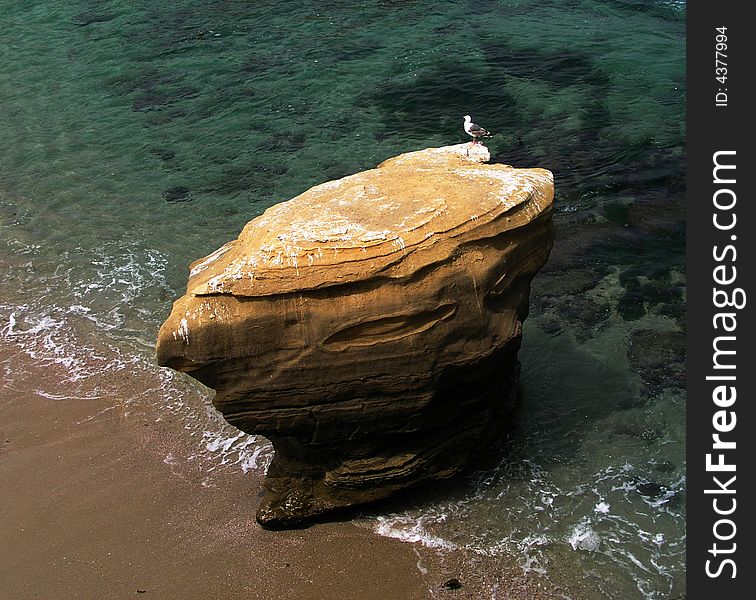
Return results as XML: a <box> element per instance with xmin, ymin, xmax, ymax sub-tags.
<box><xmin>469</xmin><ymin>123</ymin><xmax>491</xmax><ymax>136</ymax></box>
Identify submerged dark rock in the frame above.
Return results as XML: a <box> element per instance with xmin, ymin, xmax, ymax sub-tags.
<box><xmin>162</xmin><ymin>186</ymin><xmax>191</xmax><ymax>203</ymax></box>
<box><xmin>70</xmin><ymin>12</ymin><xmax>116</xmax><ymax>27</ymax></box>
<box><xmin>629</xmin><ymin>329</ymin><xmax>685</xmax><ymax>395</ymax></box>
<box><xmin>156</xmin><ymin>144</ymin><xmax>554</xmax><ymax>526</ymax></box>
<box><xmin>149</xmin><ymin>147</ymin><xmax>176</xmax><ymax>161</ymax></box>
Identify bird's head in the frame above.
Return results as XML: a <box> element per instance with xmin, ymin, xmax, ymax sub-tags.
<box><xmin>463</xmin><ymin>115</ymin><xmax>471</xmax><ymax>122</ymax></box>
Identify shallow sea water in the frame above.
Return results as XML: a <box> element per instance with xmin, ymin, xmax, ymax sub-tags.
<box><xmin>0</xmin><ymin>1</ymin><xmax>685</xmax><ymax>598</ymax></box>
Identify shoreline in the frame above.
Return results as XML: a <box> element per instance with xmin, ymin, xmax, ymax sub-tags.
<box><xmin>0</xmin><ymin>335</ymin><xmax>563</xmax><ymax>599</ymax></box>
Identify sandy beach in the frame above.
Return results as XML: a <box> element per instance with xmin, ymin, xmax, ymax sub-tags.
<box><xmin>0</xmin><ymin>338</ymin><xmax>564</xmax><ymax>600</ymax></box>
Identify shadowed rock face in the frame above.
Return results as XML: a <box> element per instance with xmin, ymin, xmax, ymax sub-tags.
<box><xmin>156</xmin><ymin>144</ymin><xmax>554</xmax><ymax>527</ymax></box>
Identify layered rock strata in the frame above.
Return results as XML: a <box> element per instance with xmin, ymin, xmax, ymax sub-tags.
<box><xmin>156</xmin><ymin>143</ymin><xmax>554</xmax><ymax>526</ymax></box>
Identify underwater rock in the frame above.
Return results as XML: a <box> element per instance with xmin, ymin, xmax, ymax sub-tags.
<box><xmin>149</xmin><ymin>147</ymin><xmax>176</xmax><ymax>161</ymax></box>
<box><xmin>156</xmin><ymin>143</ymin><xmax>554</xmax><ymax>526</ymax></box>
<box><xmin>70</xmin><ymin>12</ymin><xmax>116</xmax><ymax>27</ymax></box>
<box><xmin>629</xmin><ymin>329</ymin><xmax>685</xmax><ymax>395</ymax></box>
<box><xmin>162</xmin><ymin>186</ymin><xmax>191</xmax><ymax>203</ymax></box>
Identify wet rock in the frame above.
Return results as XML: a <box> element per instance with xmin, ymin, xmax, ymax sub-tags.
<box><xmin>443</xmin><ymin>578</ymin><xmax>463</xmax><ymax>590</ymax></box>
<box><xmin>156</xmin><ymin>144</ymin><xmax>554</xmax><ymax>526</ymax></box>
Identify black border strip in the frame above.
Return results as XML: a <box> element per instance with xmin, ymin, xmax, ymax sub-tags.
<box><xmin>687</xmin><ymin>2</ymin><xmax>753</xmax><ymax>597</ymax></box>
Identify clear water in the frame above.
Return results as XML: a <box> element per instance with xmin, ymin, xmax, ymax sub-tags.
<box><xmin>0</xmin><ymin>1</ymin><xmax>685</xmax><ymax>598</ymax></box>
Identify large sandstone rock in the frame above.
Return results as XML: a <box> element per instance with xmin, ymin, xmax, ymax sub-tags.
<box><xmin>156</xmin><ymin>143</ymin><xmax>554</xmax><ymax>526</ymax></box>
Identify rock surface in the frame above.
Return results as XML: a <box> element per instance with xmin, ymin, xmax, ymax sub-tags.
<box><xmin>156</xmin><ymin>143</ymin><xmax>555</xmax><ymax>526</ymax></box>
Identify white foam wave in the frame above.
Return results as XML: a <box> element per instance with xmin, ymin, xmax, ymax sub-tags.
<box><xmin>201</xmin><ymin>430</ymin><xmax>273</xmax><ymax>474</ymax></box>
<box><xmin>1</xmin><ymin>276</ymin><xmax>272</xmax><ymax>483</ymax></box>
<box><xmin>374</xmin><ymin>515</ymin><xmax>457</xmax><ymax>551</ymax></box>
<box><xmin>371</xmin><ymin>455</ymin><xmax>685</xmax><ymax>599</ymax></box>
<box><xmin>594</xmin><ymin>501</ymin><xmax>610</xmax><ymax>514</ymax></box>
<box><xmin>568</xmin><ymin>521</ymin><xmax>601</xmax><ymax>552</ymax></box>
<box><xmin>2</xmin><ymin>303</ymin><xmax>138</xmax><ymax>387</ymax></box>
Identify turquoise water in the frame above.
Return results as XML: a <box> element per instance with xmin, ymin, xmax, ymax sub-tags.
<box><xmin>0</xmin><ymin>1</ymin><xmax>685</xmax><ymax>598</ymax></box>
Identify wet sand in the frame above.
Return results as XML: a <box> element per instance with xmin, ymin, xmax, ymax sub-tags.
<box><xmin>0</xmin><ymin>339</ymin><xmax>563</xmax><ymax>600</ymax></box>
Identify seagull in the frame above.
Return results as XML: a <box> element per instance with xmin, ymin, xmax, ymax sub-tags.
<box><xmin>463</xmin><ymin>115</ymin><xmax>492</xmax><ymax>145</ymax></box>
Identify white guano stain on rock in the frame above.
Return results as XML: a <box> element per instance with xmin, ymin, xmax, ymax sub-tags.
<box><xmin>182</xmin><ymin>143</ymin><xmax>553</xmax><ymax>299</ymax></box>
<box><xmin>172</xmin><ymin>317</ymin><xmax>190</xmax><ymax>344</ymax></box>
